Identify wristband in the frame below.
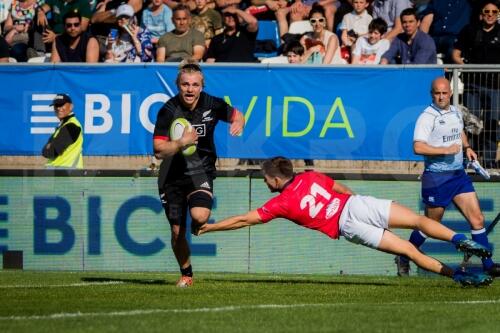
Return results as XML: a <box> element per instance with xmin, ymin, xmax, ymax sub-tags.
<box><xmin>464</xmin><ymin>146</ymin><xmax>471</xmax><ymax>150</ymax></box>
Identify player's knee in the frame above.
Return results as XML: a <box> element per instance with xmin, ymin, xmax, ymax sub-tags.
<box><xmin>191</xmin><ymin>208</ymin><xmax>210</xmax><ymax>225</ymax></box>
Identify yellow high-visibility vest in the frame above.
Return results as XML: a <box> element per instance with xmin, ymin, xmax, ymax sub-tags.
<box><xmin>46</xmin><ymin>116</ymin><xmax>83</xmax><ymax>169</ymax></box>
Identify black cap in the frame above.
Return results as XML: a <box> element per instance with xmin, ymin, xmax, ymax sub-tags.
<box><xmin>50</xmin><ymin>94</ymin><xmax>72</xmax><ymax>106</ymax></box>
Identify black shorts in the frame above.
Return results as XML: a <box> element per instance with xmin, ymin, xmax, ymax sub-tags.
<box><xmin>159</xmin><ymin>174</ymin><xmax>214</xmax><ymax>226</ymax></box>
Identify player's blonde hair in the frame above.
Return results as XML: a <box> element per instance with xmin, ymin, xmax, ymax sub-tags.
<box><xmin>176</xmin><ymin>59</ymin><xmax>204</xmax><ymax>87</ymax></box>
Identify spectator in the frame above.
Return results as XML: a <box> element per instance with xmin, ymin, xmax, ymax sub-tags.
<box><xmin>3</xmin><ymin>0</ymin><xmax>44</xmax><ymax>61</ymax></box>
<box><xmin>452</xmin><ymin>0</ymin><xmax>500</xmax><ymax>169</ymax></box>
<box><xmin>50</xmin><ymin>11</ymin><xmax>99</xmax><ymax>62</ymax></box>
<box><xmin>42</xmin><ymin>94</ymin><xmax>83</xmax><ymax>169</ymax></box>
<box><xmin>351</xmin><ymin>17</ymin><xmax>390</xmax><ymax>64</ymax></box>
<box><xmin>0</xmin><ymin>0</ymin><xmax>13</xmax><ymax>35</ymax></box>
<box><xmin>191</xmin><ymin>0</ymin><xmax>223</xmax><ymax>48</ymax></box>
<box><xmin>284</xmin><ymin>40</ymin><xmax>304</xmax><ymax>63</ymax></box>
<box><xmin>90</xmin><ymin>0</ymin><xmax>143</xmax><ymax>59</ymax></box>
<box><xmin>300</xmin><ymin>3</ymin><xmax>344</xmax><ymax>64</ymax></box>
<box><xmin>141</xmin><ymin>0</ymin><xmax>175</xmax><ymax>45</ymax></box>
<box><xmin>104</xmin><ymin>4</ymin><xmax>154</xmax><ymax>63</ymax></box>
<box><xmin>0</xmin><ymin>35</ymin><xmax>9</xmax><ymax>62</ymax></box>
<box><xmin>205</xmin><ymin>6</ymin><xmax>258</xmax><ymax>62</ymax></box>
<box><xmin>419</xmin><ymin>0</ymin><xmax>472</xmax><ymax>64</ymax></box>
<box><xmin>339</xmin><ymin>0</ymin><xmax>372</xmax><ymax>48</ymax></box>
<box><xmin>380</xmin><ymin>8</ymin><xmax>436</xmax><ymax>64</ymax></box>
<box><xmin>371</xmin><ymin>0</ymin><xmax>412</xmax><ymax>41</ymax></box>
<box><xmin>275</xmin><ymin>5</ymin><xmax>312</xmax><ymax>41</ymax></box>
<box><xmin>37</xmin><ymin>0</ymin><xmax>92</xmax><ymax>47</ymax></box>
<box><xmin>248</xmin><ymin>0</ymin><xmax>335</xmax><ymax>33</ymax></box>
<box><xmin>4</xmin><ymin>19</ymin><xmax>30</xmax><ymax>61</ymax></box>
<box><xmin>156</xmin><ymin>4</ymin><xmax>205</xmax><ymax>62</ymax></box>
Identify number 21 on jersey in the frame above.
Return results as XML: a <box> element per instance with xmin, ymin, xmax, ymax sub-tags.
<box><xmin>299</xmin><ymin>183</ymin><xmax>331</xmax><ymax>218</ymax></box>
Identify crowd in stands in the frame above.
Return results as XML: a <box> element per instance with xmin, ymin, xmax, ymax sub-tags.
<box><xmin>0</xmin><ymin>0</ymin><xmax>498</xmax><ymax>65</ymax></box>
<box><xmin>0</xmin><ymin>0</ymin><xmax>498</xmax><ymax>168</ymax></box>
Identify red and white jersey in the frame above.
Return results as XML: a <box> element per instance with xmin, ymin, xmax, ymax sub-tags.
<box><xmin>257</xmin><ymin>171</ymin><xmax>351</xmax><ymax>239</ymax></box>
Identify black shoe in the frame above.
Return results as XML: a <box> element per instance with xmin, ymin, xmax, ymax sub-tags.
<box><xmin>395</xmin><ymin>256</ymin><xmax>410</xmax><ymax>277</ymax></box>
<box><xmin>486</xmin><ymin>263</ymin><xmax>500</xmax><ymax>278</ymax></box>
<box><xmin>455</xmin><ymin>239</ymin><xmax>492</xmax><ymax>258</ymax></box>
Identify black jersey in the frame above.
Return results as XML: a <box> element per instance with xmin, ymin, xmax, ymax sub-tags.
<box><xmin>154</xmin><ymin>91</ymin><xmax>234</xmax><ymax>187</ymax></box>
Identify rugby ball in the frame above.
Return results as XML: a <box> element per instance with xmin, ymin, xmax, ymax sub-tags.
<box><xmin>169</xmin><ymin>118</ymin><xmax>197</xmax><ymax>156</ymax></box>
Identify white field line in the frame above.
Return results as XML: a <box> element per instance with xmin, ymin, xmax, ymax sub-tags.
<box><xmin>1</xmin><ymin>300</ymin><xmax>499</xmax><ymax>321</ymax></box>
<box><xmin>0</xmin><ymin>281</ymin><xmax>124</xmax><ymax>289</ymax></box>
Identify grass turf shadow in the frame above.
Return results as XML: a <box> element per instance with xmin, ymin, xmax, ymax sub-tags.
<box><xmin>200</xmin><ymin>277</ymin><xmax>392</xmax><ymax>286</ymax></box>
<box><xmin>81</xmin><ymin>277</ymin><xmax>167</xmax><ymax>285</ymax></box>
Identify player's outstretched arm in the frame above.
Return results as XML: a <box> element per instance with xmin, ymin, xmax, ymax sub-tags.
<box><xmin>195</xmin><ymin>210</ymin><xmax>262</xmax><ymax>235</ymax></box>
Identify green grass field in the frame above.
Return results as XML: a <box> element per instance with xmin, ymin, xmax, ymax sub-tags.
<box><xmin>1</xmin><ymin>271</ymin><xmax>499</xmax><ymax>333</ymax></box>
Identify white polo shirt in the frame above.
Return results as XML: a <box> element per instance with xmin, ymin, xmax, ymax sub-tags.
<box><xmin>414</xmin><ymin>104</ymin><xmax>464</xmax><ymax>172</ymax></box>
<box><xmin>339</xmin><ymin>10</ymin><xmax>373</xmax><ymax>36</ymax></box>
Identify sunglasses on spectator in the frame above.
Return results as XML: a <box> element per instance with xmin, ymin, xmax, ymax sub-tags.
<box><xmin>482</xmin><ymin>9</ymin><xmax>499</xmax><ymax>14</ymax></box>
<box><xmin>65</xmin><ymin>22</ymin><xmax>80</xmax><ymax>28</ymax></box>
<box><xmin>117</xmin><ymin>15</ymin><xmax>131</xmax><ymax>20</ymax></box>
<box><xmin>309</xmin><ymin>18</ymin><xmax>326</xmax><ymax>24</ymax></box>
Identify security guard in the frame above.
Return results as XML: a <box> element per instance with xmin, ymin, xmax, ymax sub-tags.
<box><xmin>42</xmin><ymin>94</ymin><xmax>83</xmax><ymax>169</ymax></box>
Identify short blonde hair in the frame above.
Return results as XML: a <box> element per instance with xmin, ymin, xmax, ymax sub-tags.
<box><xmin>176</xmin><ymin>59</ymin><xmax>204</xmax><ymax>87</ymax></box>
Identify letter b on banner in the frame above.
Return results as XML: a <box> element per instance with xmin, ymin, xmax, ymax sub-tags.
<box><xmin>34</xmin><ymin>197</ymin><xmax>75</xmax><ymax>254</ymax></box>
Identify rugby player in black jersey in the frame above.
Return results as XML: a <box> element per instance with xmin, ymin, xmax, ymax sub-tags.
<box><xmin>153</xmin><ymin>60</ymin><xmax>245</xmax><ymax>287</ymax></box>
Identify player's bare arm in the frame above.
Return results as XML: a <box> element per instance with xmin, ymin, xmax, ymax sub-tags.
<box><xmin>196</xmin><ymin>210</ymin><xmax>262</xmax><ymax>235</ymax></box>
<box><xmin>229</xmin><ymin>110</ymin><xmax>245</xmax><ymax>136</ymax></box>
<box><xmin>333</xmin><ymin>181</ymin><xmax>354</xmax><ymax>195</ymax></box>
<box><xmin>154</xmin><ymin>127</ymin><xmax>198</xmax><ymax>159</ymax></box>
<box><xmin>413</xmin><ymin>140</ymin><xmax>461</xmax><ymax>156</ymax></box>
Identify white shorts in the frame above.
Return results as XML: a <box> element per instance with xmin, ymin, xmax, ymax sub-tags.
<box><xmin>339</xmin><ymin>195</ymin><xmax>392</xmax><ymax>249</ymax></box>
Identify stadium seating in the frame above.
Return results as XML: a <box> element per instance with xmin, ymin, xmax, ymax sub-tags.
<box><xmin>254</xmin><ymin>20</ymin><xmax>281</xmax><ymax>59</ymax></box>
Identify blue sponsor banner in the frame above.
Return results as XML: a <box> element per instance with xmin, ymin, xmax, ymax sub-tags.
<box><xmin>0</xmin><ymin>65</ymin><xmax>442</xmax><ymax>160</ymax></box>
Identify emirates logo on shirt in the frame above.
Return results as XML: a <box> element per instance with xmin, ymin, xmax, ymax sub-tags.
<box><xmin>325</xmin><ymin>198</ymin><xmax>341</xmax><ymax>219</ymax></box>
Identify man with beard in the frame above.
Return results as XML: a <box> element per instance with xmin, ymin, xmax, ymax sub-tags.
<box><xmin>51</xmin><ymin>11</ymin><xmax>99</xmax><ymax>62</ymax></box>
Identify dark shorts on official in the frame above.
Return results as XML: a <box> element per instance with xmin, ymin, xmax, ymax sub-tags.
<box><xmin>421</xmin><ymin>169</ymin><xmax>475</xmax><ymax>207</ymax></box>
<box><xmin>158</xmin><ymin>173</ymin><xmax>214</xmax><ymax>226</ymax></box>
